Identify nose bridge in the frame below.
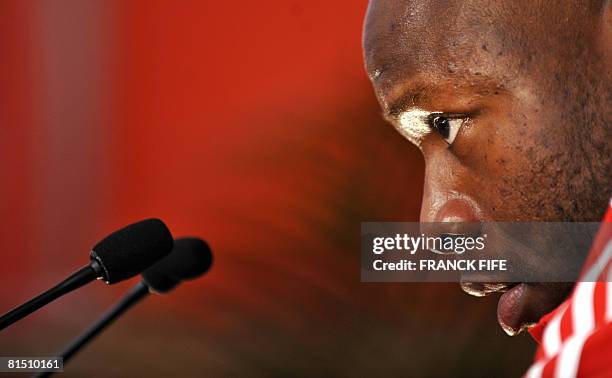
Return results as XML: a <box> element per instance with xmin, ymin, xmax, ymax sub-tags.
<box><xmin>420</xmin><ymin>160</ymin><xmax>443</xmax><ymax>222</ymax></box>
<box><xmin>420</xmin><ymin>148</ymin><xmax>480</xmax><ymax>223</ymax></box>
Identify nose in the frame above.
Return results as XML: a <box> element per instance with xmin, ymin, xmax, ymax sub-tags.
<box><xmin>419</xmin><ymin>153</ymin><xmax>484</xmax><ymax>259</ymax></box>
<box><xmin>420</xmin><ymin>194</ymin><xmax>482</xmax><ymax>249</ymax></box>
<box><xmin>419</xmin><ymin>150</ymin><xmax>482</xmax><ymax>224</ymax></box>
<box><xmin>423</xmin><ymin>197</ymin><xmax>480</xmax><ymax>223</ymax></box>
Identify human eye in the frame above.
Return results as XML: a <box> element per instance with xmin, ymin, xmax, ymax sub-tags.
<box><xmin>426</xmin><ymin>113</ymin><xmax>468</xmax><ymax>145</ymax></box>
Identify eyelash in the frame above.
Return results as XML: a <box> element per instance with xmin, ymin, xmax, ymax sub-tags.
<box><xmin>426</xmin><ymin>113</ymin><xmax>467</xmax><ymax>145</ymax></box>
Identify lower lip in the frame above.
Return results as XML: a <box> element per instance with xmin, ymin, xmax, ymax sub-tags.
<box><xmin>497</xmin><ymin>283</ymin><xmax>526</xmax><ymax>336</ymax></box>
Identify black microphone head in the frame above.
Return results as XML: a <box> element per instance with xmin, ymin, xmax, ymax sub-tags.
<box><xmin>90</xmin><ymin>218</ymin><xmax>174</xmax><ymax>284</ymax></box>
<box><xmin>142</xmin><ymin>237</ymin><xmax>213</xmax><ymax>293</ymax></box>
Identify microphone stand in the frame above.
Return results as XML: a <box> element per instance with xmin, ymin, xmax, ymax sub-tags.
<box><xmin>0</xmin><ymin>263</ymin><xmax>102</xmax><ymax>331</ymax></box>
<box><xmin>36</xmin><ymin>281</ymin><xmax>150</xmax><ymax>378</ymax></box>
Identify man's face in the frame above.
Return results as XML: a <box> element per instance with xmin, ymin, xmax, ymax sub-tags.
<box><xmin>363</xmin><ymin>0</ymin><xmax>611</xmax><ymax>334</ymax></box>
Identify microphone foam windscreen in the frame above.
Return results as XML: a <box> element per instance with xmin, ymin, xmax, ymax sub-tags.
<box><xmin>142</xmin><ymin>237</ymin><xmax>213</xmax><ymax>293</ymax></box>
<box><xmin>90</xmin><ymin>218</ymin><xmax>174</xmax><ymax>284</ymax></box>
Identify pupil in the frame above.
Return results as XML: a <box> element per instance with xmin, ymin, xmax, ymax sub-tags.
<box><xmin>434</xmin><ymin>117</ymin><xmax>450</xmax><ymax>138</ymax></box>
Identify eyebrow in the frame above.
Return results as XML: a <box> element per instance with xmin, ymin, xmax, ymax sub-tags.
<box><xmin>383</xmin><ymin>83</ymin><xmax>433</xmax><ymax>121</ymax></box>
<box><xmin>381</xmin><ymin>75</ymin><xmax>504</xmax><ymax>122</ymax></box>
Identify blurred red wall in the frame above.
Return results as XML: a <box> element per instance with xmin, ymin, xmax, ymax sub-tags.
<box><xmin>0</xmin><ymin>1</ymin><xmax>534</xmax><ymax>376</ymax></box>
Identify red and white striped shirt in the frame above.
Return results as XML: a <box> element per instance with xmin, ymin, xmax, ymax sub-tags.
<box><xmin>524</xmin><ymin>202</ymin><xmax>612</xmax><ymax>378</ymax></box>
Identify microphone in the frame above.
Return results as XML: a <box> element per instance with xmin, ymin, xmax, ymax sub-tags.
<box><xmin>142</xmin><ymin>238</ymin><xmax>212</xmax><ymax>293</ymax></box>
<box><xmin>39</xmin><ymin>238</ymin><xmax>213</xmax><ymax>376</ymax></box>
<box><xmin>0</xmin><ymin>218</ymin><xmax>173</xmax><ymax>331</ymax></box>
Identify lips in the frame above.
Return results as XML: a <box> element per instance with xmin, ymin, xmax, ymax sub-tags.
<box><xmin>460</xmin><ymin>281</ymin><xmax>517</xmax><ymax>297</ymax></box>
<box><xmin>497</xmin><ymin>283</ymin><xmax>530</xmax><ymax>336</ymax></box>
<box><xmin>462</xmin><ymin>282</ymin><xmax>573</xmax><ymax>336</ymax></box>
<box><xmin>461</xmin><ymin>281</ymin><xmax>529</xmax><ymax>335</ymax></box>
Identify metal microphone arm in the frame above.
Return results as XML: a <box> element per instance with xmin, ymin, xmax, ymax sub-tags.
<box><xmin>36</xmin><ymin>281</ymin><xmax>150</xmax><ymax>378</ymax></box>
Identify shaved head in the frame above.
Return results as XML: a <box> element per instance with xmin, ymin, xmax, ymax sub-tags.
<box><xmin>363</xmin><ymin>0</ymin><xmax>611</xmax><ymax>333</ymax></box>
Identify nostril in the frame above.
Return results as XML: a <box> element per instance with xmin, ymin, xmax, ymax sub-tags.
<box><xmin>420</xmin><ymin>197</ymin><xmax>483</xmax><ymax>254</ymax></box>
<box><xmin>438</xmin><ymin>222</ymin><xmax>482</xmax><ymax>237</ymax></box>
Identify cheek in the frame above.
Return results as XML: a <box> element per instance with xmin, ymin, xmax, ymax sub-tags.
<box><xmin>449</xmin><ymin>112</ymin><xmax>524</xmax><ymax>170</ymax></box>
<box><xmin>421</xmin><ymin>108</ymin><xmax>579</xmax><ymax>221</ymax></box>
<box><xmin>447</xmin><ymin>113</ymin><xmax>561</xmax><ymax>220</ymax></box>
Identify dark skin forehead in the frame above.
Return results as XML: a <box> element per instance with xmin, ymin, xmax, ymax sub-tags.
<box><xmin>364</xmin><ymin>0</ymin><xmax>609</xmax><ymax>118</ymax></box>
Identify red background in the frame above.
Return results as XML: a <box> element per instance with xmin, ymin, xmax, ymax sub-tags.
<box><xmin>1</xmin><ymin>1</ymin><xmax>533</xmax><ymax>376</ymax></box>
